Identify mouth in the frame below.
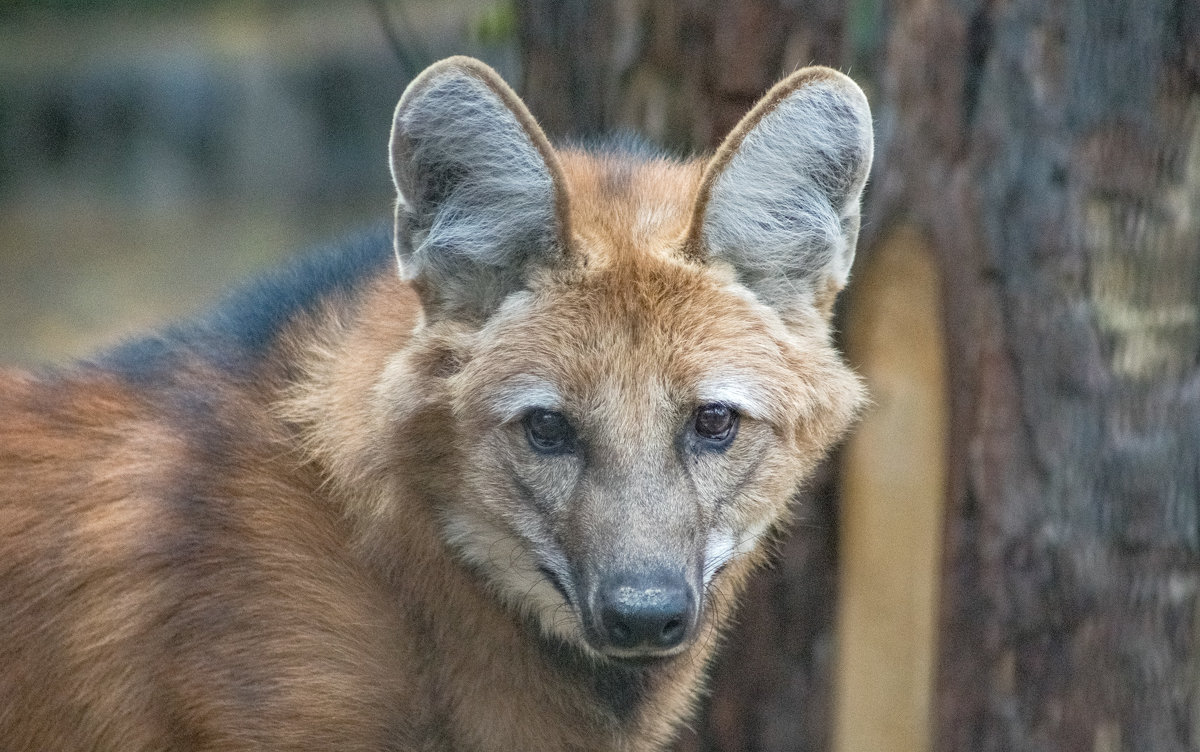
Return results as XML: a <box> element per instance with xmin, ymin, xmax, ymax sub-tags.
<box><xmin>590</xmin><ymin>641</ymin><xmax>692</xmax><ymax>662</ymax></box>
<box><xmin>596</xmin><ymin>650</ymin><xmax>680</xmax><ymax>666</ymax></box>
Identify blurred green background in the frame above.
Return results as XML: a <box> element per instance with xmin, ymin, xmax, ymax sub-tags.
<box><xmin>0</xmin><ymin>0</ymin><xmax>515</xmax><ymax>365</ymax></box>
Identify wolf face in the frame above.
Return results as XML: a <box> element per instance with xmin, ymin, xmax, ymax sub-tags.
<box><xmin>383</xmin><ymin>57</ymin><xmax>872</xmax><ymax>662</ymax></box>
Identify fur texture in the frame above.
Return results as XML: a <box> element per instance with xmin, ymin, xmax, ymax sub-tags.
<box><xmin>688</xmin><ymin>67</ymin><xmax>873</xmax><ymax>317</ymax></box>
<box><xmin>390</xmin><ymin>57</ymin><xmax>570</xmax><ymax>322</ymax></box>
<box><xmin>0</xmin><ymin>58</ymin><xmax>872</xmax><ymax>751</ymax></box>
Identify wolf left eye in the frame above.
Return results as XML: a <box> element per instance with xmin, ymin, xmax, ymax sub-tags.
<box><xmin>694</xmin><ymin>403</ymin><xmax>738</xmax><ymax>444</ymax></box>
<box><xmin>524</xmin><ymin>409</ymin><xmax>574</xmax><ymax>454</ymax></box>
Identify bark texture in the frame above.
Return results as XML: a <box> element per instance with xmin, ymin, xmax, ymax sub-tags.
<box><xmin>517</xmin><ymin>0</ymin><xmax>845</xmax><ymax>150</ymax></box>
<box><xmin>865</xmin><ymin>1</ymin><xmax>1200</xmax><ymax>750</ymax></box>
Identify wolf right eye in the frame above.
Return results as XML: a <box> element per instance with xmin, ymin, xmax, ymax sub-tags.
<box><xmin>523</xmin><ymin>409</ymin><xmax>574</xmax><ymax>454</ymax></box>
<box><xmin>694</xmin><ymin>403</ymin><xmax>738</xmax><ymax>446</ymax></box>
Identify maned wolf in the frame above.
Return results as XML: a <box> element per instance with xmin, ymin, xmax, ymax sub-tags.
<box><xmin>0</xmin><ymin>57</ymin><xmax>871</xmax><ymax>751</ymax></box>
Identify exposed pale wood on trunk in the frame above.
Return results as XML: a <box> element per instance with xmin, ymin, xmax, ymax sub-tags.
<box><xmin>836</xmin><ymin>226</ymin><xmax>948</xmax><ymax>752</ymax></box>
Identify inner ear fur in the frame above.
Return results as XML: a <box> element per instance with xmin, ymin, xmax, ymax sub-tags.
<box><xmin>389</xmin><ymin>56</ymin><xmax>572</xmax><ymax>323</ymax></box>
<box><xmin>686</xmin><ymin>66</ymin><xmax>874</xmax><ymax>317</ymax></box>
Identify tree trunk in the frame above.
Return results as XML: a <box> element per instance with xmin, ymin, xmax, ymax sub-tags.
<box><xmin>866</xmin><ymin>1</ymin><xmax>1200</xmax><ymax>749</ymax></box>
<box><xmin>516</xmin><ymin>0</ymin><xmax>845</xmax><ymax>150</ymax></box>
<box><xmin>515</xmin><ymin>1</ymin><xmax>1200</xmax><ymax>750</ymax></box>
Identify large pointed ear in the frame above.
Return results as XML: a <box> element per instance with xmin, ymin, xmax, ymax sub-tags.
<box><xmin>389</xmin><ymin>57</ymin><xmax>570</xmax><ymax>322</ymax></box>
<box><xmin>686</xmin><ymin>67</ymin><xmax>873</xmax><ymax>319</ymax></box>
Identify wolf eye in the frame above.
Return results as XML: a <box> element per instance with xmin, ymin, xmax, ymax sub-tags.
<box><xmin>694</xmin><ymin>403</ymin><xmax>738</xmax><ymax>443</ymax></box>
<box><xmin>524</xmin><ymin>409</ymin><xmax>573</xmax><ymax>454</ymax></box>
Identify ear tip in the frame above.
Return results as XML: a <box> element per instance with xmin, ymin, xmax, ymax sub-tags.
<box><xmin>778</xmin><ymin>66</ymin><xmax>867</xmax><ymax>99</ymax></box>
<box><xmin>777</xmin><ymin>66</ymin><xmax>872</xmax><ymax>127</ymax></box>
<box><xmin>774</xmin><ymin>67</ymin><xmax>875</xmax><ymax>170</ymax></box>
<box><xmin>390</xmin><ymin>56</ymin><xmax>515</xmax><ymax>177</ymax></box>
<box><xmin>424</xmin><ymin>55</ymin><xmax>504</xmax><ymax>83</ymax></box>
<box><xmin>396</xmin><ymin>56</ymin><xmax>501</xmax><ymax>112</ymax></box>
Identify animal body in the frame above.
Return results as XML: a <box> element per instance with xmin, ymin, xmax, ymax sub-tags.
<box><xmin>0</xmin><ymin>57</ymin><xmax>872</xmax><ymax>751</ymax></box>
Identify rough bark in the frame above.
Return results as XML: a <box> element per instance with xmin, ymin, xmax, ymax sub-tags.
<box><xmin>863</xmin><ymin>1</ymin><xmax>1200</xmax><ymax>749</ymax></box>
<box><xmin>516</xmin><ymin>0</ymin><xmax>845</xmax><ymax>150</ymax></box>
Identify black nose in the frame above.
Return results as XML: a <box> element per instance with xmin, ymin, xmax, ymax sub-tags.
<box><xmin>596</xmin><ymin>574</ymin><xmax>695</xmax><ymax>652</ymax></box>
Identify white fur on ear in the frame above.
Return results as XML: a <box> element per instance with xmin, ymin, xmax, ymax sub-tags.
<box><xmin>390</xmin><ymin>57</ymin><xmax>567</xmax><ymax>321</ymax></box>
<box><xmin>692</xmin><ymin>68</ymin><xmax>873</xmax><ymax>315</ymax></box>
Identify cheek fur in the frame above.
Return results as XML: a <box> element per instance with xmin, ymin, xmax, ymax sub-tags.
<box><xmin>508</xmin><ymin>441</ymin><xmax>584</xmax><ymax>512</ymax></box>
<box><xmin>683</xmin><ymin>419</ymin><xmax>773</xmax><ymax>500</ymax></box>
<box><xmin>702</xmin><ymin>514</ymin><xmax>776</xmax><ymax>586</ymax></box>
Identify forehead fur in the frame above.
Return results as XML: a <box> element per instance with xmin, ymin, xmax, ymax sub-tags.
<box><xmin>555</xmin><ymin>149</ymin><xmax>704</xmax><ymax>266</ymax></box>
<box><xmin>449</xmin><ymin>150</ymin><xmax>861</xmax><ymax>438</ymax></box>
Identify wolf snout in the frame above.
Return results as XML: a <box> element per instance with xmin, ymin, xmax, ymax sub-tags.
<box><xmin>592</xmin><ymin>573</ymin><xmax>697</xmax><ymax>656</ymax></box>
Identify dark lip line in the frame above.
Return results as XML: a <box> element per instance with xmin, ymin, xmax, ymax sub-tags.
<box><xmin>599</xmin><ymin>651</ymin><xmax>676</xmax><ymax>667</ymax></box>
<box><xmin>538</xmin><ymin>565</ymin><xmax>573</xmax><ymax>606</ymax></box>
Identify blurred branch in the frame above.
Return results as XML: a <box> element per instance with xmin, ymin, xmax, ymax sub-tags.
<box><xmin>367</xmin><ymin>0</ymin><xmax>431</xmax><ymax>80</ymax></box>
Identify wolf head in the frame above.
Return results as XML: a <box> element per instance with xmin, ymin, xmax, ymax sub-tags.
<box><xmin>385</xmin><ymin>57</ymin><xmax>871</xmax><ymax>660</ymax></box>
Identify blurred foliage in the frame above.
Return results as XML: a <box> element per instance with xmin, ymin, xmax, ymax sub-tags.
<box><xmin>0</xmin><ymin>0</ymin><xmax>519</xmax><ymax>364</ymax></box>
<box><xmin>0</xmin><ymin>0</ymin><xmax>336</xmax><ymax>20</ymax></box>
<box><xmin>472</xmin><ymin>0</ymin><xmax>516</xmax><ymax>45</ymax></box>
<box><xmin>846</xmin><ymin>0</ymin><xmax>886</xmax><ymax>78</ymax></box>
<box><xmin>1</xmin><ymin>0</ymin><xmax>212</xmax><ymax>16</ymax></box>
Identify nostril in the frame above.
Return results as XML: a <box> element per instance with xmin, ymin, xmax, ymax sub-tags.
<box><xmin>607</xmin><ymin>620</ymin><xmax>632</xmax><ymax>645</ymax></box>
<box><xmin>661</xmin><ymin>617</ymin><xmax>684</xmax><ymax>645</ymax></box>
